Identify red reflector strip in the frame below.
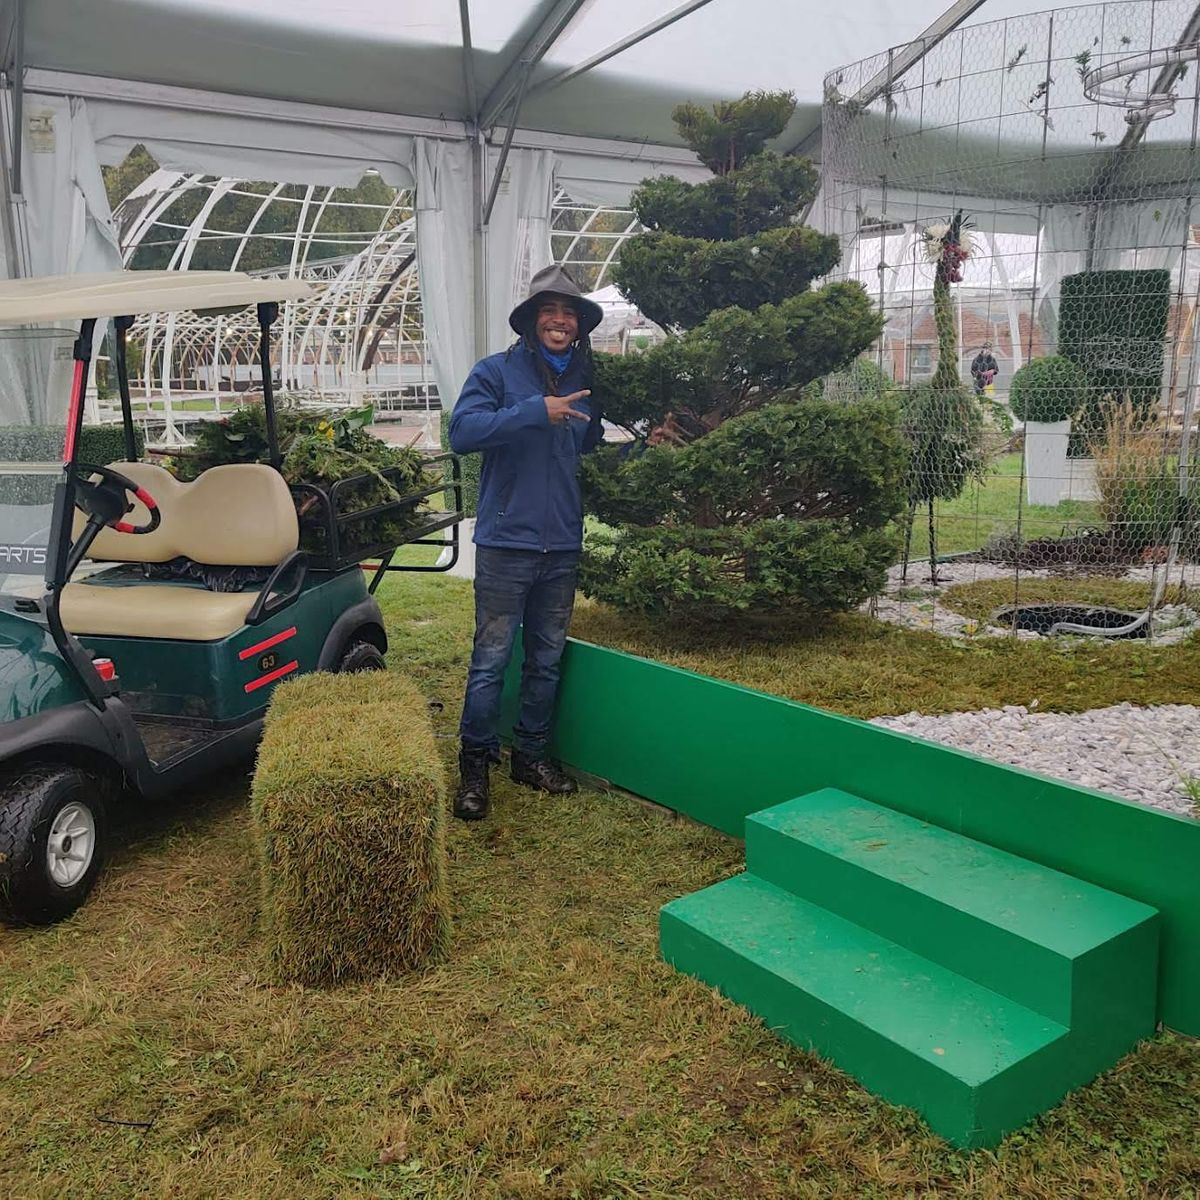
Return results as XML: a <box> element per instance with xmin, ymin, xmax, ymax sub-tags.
<box><xmin>238</xmin><ymin>626</ymin><xmax>298</xmax><ymax>661</ymax></box>
<box><xmin>93</xmin><ymin>658</ymin><xmax>116</xmax><ymax>682</ymax></box>
<box><xmin>244</xmin><ymin>660</ymin><xmax>298</xmax><ymax>693</ymax></box>
<box><xmin>63</xmin><ymin>360</ymin><xmax>86</xmax><ymax>463</ymax></box>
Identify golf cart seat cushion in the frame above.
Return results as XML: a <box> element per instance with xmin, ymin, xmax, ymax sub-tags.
<box><xmin>60</xmin><ymin>580</ymin><xmax>256</xmax><ymax>641</ymax></box>
<box><xmin>83</xmin><ymin>462</ymin><xmax>299</xmax><ymax>566</ymax></box>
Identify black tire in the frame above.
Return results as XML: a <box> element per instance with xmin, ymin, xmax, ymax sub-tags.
<box><xmin>335</xmin><ymin>640</ymin><xmax>387</xmax><ymax>673</ymax></box>
<box><xmin>0</xmin><ymin>765</ymin><xmax>107</xmax><ymax>926</ymax></box>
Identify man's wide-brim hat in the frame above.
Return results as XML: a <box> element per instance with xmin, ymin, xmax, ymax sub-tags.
<box><xmin>508</xmin><ymin>264</ymin><xmax>603</xmax><ymax>339</ymax></box>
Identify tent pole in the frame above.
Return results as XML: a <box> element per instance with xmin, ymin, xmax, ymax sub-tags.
<box><xmin>0</xmin><ymin>0</ymin><xmax>29</xmax><ymax>278</ymax></box>
<box><xmin>526</xmin><ymin>0</ymin><xmax>717</xmax><ymax>100</ymax></box>
<box><xmin>483</xmin><ymin>67</ymin><xmax>532</xmax><ymax>226</ymax></box>
<box><xmin>257</xmin><ymin>303</ymin><xmax>282</xmax><ymax>468</ymax></box>
<box><xmin>0</xmin><ymin>86</ymin><xmax>17</xmax><ymax>279</ymax></box>
<box><xmin>787</xmin><ymin>0</ymin><xmax>987</xmax><ymax>157</ymax></box>
<box><xmin>10</xmin><ymin>0</ymin><xmax>23</xmax><ymax>198</ymax></box>
<box><xmin>479</xmin><ymin>0</ymin><xmax>588</xmax><ymax>130</ymax></box>
<box><xmin>471</xmin><ymin>128</ymin><xmax>487</xmax><ymax>361</ymax></box>
<box><xmin>458</xmin><ymin>0</ymin><xmax>479</xmax><ymax>121</ymax></box>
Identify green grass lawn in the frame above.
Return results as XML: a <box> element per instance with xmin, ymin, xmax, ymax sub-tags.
<box><xmin>3</xmin><ymin>573</ymin><xmax>1199</xmax><ymax>1199</ymax></box>
<box><xmin>127</xmin><ymin>398</ymin><xmax>225</xmax><ymax>413</ymax></box>
<box><xmin>906</xmin><ymin>452</ymin><xmax>1102</xmax><ymax>560</ymax></box>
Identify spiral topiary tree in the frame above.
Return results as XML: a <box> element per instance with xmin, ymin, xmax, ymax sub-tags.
<box><xmin>580</xmin><ymin>91</ymin><xmax>906</xmax><ymax>621</ymax></box>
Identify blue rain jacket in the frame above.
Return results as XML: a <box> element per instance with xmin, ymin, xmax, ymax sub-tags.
<box><xmin>448</xmin><ymin>342</ymin><xmax>601</xmax><ymax>552</ymax></box>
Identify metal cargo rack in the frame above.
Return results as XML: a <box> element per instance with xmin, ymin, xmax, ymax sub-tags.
<box><xmin>289</xmin><ymin>451</ymin><xmax>464</xmax><ymax>589</ymax></box>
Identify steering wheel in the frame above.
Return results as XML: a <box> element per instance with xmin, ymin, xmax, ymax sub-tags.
<box><xmin>73</xmin><ymin>462</ymin><xmax>161</xmax><ymax>536</ymax></box>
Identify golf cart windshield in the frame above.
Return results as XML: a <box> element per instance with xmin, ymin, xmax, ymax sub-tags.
<box><xmin>0</xmin><ymin>326</ymin><xmax>77</xmax><ymax>587</ymax></box>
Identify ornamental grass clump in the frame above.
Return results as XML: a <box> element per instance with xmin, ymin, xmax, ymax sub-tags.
<box><xmin>1090</xmin><ymin>399</ymin><xmax>1194</xmax><ymax>553</ymax></box>
<box><xmin>252</xmin><ymin>671</ymin><xmax>449</xmax><ymax>986</ymax></box>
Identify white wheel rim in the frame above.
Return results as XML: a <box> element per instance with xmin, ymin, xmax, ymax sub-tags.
<box><xmin>46</xmin><ymin>802</ymin><xmax>96</xmax><ymax>888</ymax></box>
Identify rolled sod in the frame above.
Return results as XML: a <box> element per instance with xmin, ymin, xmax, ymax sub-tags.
<box><xmin>252</xmin><ymin>671</ymin><xmax>450</xmax><ymax>986</ymax></box>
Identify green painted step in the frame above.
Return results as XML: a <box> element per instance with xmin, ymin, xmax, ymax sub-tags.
<box><xmin>746</xmin><ymin>789</ymin><xmax>1159</xmax><ymax>1043</ymax></box>
<box><xmin>661</xmin><ymin>873</ymin><xmax>1077</xmax><ymax>1148</ymax></box>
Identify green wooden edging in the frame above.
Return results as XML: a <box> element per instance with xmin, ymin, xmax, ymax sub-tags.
<box><xmin>500</xmin><ymin>635</ymin><xmax>1200</xmax><ymax>1036</ymax></box>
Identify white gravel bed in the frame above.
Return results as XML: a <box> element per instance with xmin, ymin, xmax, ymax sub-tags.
<box><xmin>872</xmin><ymin>703</ymin><xmax>1200</xmax><ymax>819</ymax></box>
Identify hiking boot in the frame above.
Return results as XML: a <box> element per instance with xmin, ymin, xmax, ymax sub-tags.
<box><xmin>510</xmin><ymin>749</ymin><xmax>578</xmax><ymax>795</ymax></box>
<box><xmin>454</xmin><ymin>748</ymin><xmax>491</xmax><ymax>820</ymax></box>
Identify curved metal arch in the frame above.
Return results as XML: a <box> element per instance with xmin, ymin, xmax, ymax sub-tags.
<box><xmin>113</xmin><ymin>169</ymin><xmax>645</xmax><ymax>421</ymax></box>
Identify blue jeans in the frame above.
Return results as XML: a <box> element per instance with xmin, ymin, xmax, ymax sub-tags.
<box><xmin>459</xmin><ymin>546</ymin><xmax>579</xmax><ymax>759</ymax></box>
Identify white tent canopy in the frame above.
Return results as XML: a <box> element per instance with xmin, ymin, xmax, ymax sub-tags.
<box><xmin>0</xmin><ymin>0</ymin><xmax>1107</xmax><ymax>405</ymax></box>
<box><xmin>4</xmin><ymin>0</ymin><xmax>1064</xmax><ymax>149</ymax></box>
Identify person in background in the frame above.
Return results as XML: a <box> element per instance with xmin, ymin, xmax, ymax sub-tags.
<box><xmin>447</xmin><ymin>266</ymin><xmax>604</xmax><ymax>821</ymax></box>
<box><xmin>971</xmin><ymin>341</ymin><xmax>999</xmax><ymax>396</ymax></box>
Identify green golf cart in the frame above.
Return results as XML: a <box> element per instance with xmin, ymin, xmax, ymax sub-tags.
<box><xmin>0</xmin><ymin>271</ymin><xmax>461</xmax><ymax>925</ymax></box>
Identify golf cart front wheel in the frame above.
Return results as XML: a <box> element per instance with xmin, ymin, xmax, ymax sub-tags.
<box><xmin>0</xmin><ymin>765</ymin><xmax>107</xmax><ymax>925</ymax></box>
<box><xmin>335</xmin><ymin>640</ymin><xmax>387</xmax><ymax>673</ymax></box>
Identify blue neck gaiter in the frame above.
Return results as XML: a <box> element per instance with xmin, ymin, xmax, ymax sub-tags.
<box><xmin>539</xmin><ymin>344</ymin><xmax>573</xmax><ymax>376</ymax></box>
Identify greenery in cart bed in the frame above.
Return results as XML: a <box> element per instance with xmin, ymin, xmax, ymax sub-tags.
<box><xmin>169</xmin><ymin>403</ymin><xmax>434</xmax><ymax>558</ymax></box>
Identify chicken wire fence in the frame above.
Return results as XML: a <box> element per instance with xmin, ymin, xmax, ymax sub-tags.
<box><xmin>821</xmin><ymin>0</ymin><xmax>1200</xmax><ymax>642</ymax></box>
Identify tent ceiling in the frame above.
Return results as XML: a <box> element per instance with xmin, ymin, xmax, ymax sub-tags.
<box><xmin>4</xmin><ymin>0</ymin><xmax>1074</xmax><ymax>150</ymax></box>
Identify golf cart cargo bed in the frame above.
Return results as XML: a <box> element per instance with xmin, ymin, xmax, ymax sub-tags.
<box><xmin>289</xmin><ymin>451</ymin><xmax>463</xmax><ymax>572</ymax></box>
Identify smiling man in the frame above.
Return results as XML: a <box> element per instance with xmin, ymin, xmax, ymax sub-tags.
<box><xmin>447</xmin><ymin>265</ymin><xmax>604</xmax><ymax>821</ymax></box>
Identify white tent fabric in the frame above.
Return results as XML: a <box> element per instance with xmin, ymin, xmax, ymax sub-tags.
<box><xmin>553</xmin><ymin>146</ymin><xmax>707</xmax><ymax>208</ymax></box>
<box><xmin>0</xmin><ymin>95</ymin><xmax>122</xmax><ymax>422</ymax></box>
<box><xmin>484</xmin><ymin>147</ymin><xmax>556</xmax><ymax>354</ymax></box>
<box><xmin>413</xmin><ymin>138</ymin><xmax>476</xmax><ymax>413</ymax></box>
<box><xmin>1035</xmin><ymin>199</ymin><xmax>1192</xmax><ymax>341</ymax></box>
<box><xmin>5</xmin><ymin>95</ymin><xmax>120</xmax><ymax>281</ymax></box>
<box><xmin>85</xmin><ymin>98</ymin><xmax>419</xmax><ymax>190</ymax></box>
<box><xmin>0</xmin><ymin>0</ymin><xmax>1129</xmax><ymax>411</ymax></box>
<box><xmin>5</xmin><ymin>0</ymin><xmax>1065</xmax><ymax>152</ymax></box>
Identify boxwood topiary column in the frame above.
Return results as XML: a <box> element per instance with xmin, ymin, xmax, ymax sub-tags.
<box><xmin>1058</xmin><ymin>269</ymin><xmax>1171</xmax><ymax>454</ymax></box>
<box><xmin>579</xmin><ymin>90</ymin><xmax>904</xmax><ymax>621</ymax></box>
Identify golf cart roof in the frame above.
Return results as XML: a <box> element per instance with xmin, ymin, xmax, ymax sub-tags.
<box><xmin>0</xmin><ymin>271</ymin><xmax>313</xmax><ymax>325</ymax></box>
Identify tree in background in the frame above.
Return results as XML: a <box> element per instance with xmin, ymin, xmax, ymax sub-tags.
<box><xmin>580</xmin><ymin>91</ymin><xmax>907</xmax><ymax>622</ymax></box>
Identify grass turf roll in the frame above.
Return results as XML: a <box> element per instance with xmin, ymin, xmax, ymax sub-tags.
<box><xmin>252</xmin><ymin>672</ymin><xmax>449</xmax><ymax>986</ymax></box>
<box><xmin>263</xmin><ymin>669</ymin><xmax>391</xmax><ymax>722</ymax></box>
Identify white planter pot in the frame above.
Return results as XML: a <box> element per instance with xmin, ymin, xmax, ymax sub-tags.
<box><xmin>1062</xmin><ymin>456</ymin><xmax>1100</xmax><ymax>503</ymax></box>
<box><xmin>1023</xmin><ymin>419</ymin><xmax>1071</xmax><ymax>507</ymax></box>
